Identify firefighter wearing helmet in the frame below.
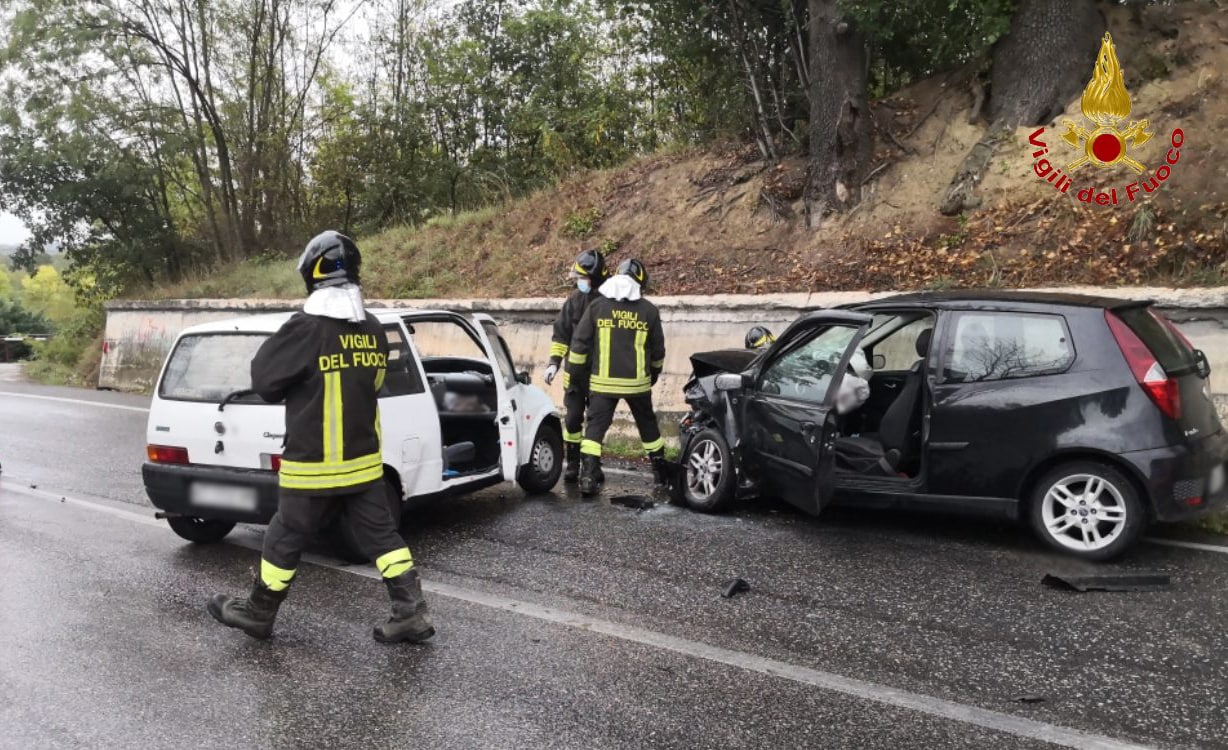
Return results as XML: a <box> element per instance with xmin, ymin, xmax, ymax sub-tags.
<box><xmin>543</xmin><ymin>248</ymin><xmax>608</xmax><ymax>482</ymax></box>
<box><xmin>208</xmin><ymin>230</ymin><xmax>434</xmax><ymax>644</ymax></box>
<box><xmin>565</xmin><ymin>257</ymin><xmax>668</xmax><ymax>496</ymax></box>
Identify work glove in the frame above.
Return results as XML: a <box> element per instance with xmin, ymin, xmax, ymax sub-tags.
<box><xmin>543</xmin><ymin>363</ymin><xmax>559</xmax><ymax>385</ymax></box>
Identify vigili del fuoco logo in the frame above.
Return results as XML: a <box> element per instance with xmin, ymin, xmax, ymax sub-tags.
<box><xmin>1028</xmin><ymin>32</ymin><xmax>1184</xmax><ymax>206</ymax></box>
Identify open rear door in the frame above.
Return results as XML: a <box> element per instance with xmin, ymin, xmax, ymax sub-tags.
<box><xmin>743</xmin><ymin>311</ymin><xmax>872</xmax><ymax>515</ymax></box>
<box><xmin>472</xmin><ymin>314</ymin><xmax>520</xmax><ymax>480</ymax></box>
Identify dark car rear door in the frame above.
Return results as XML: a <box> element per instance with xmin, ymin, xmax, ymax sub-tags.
<box><xmin>744</xmin><ymin>312</ymin><xmax>872</xmax><ymax>515</ymax></box>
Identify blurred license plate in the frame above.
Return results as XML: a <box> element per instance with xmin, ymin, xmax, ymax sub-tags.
<box><xmin>190</xmin><ymin>482</ymin><xmax>257</xmax><ymax>511</ymax></box>
<box><xmin>1209</xmin><ymin>465</ymin><xmax>1226</xmax><ymax>495</ymax></box>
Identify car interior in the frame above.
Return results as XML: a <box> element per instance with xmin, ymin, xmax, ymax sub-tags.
<box><xmin>835</xmin><ymin>311</ymin><xmax>935</xmax><ymax>479</ymax></box>
<box><xmin>401</xmin><ymin>318</ymin><xmax>504</xmax><ymax>478</ymax></box>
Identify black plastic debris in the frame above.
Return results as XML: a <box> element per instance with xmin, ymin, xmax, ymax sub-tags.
<box><xmin>1042</xmin><ymin>572</ymin><xmax>1170</xmax><ymax>592</ymax></box>
<box><xmin>610</xmin><ymin>494</ymin><xmax>655</xmax><ymax>511</ymax></box>
<box><xmin>1013</xmin><ymin>694</ymin><xmax>1047</xmax><ymax>704</ymax></box>
<box><xmin>721</xmin><ymin>578</ymin><xmax>751</xmax><ymax>599</ymax></box>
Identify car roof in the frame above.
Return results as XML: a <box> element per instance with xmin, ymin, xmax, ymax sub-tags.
<box><xmin>846</xmin><ymin>289</ymin><xmax>1151</xmax><ymax>310</ymax></box>
<box><xmin>177</xmin><ymin>308</ymin><xmax>460</xmax><ymax>336</ymax></box>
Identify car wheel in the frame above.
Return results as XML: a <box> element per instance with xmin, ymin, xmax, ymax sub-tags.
<box><xmin>1028</xmin><ymin>461</ymin><xmax>1145</xmax><ymax>561</ymax></box>
<box><xmin>681</xmin><ymin>428</ymin><xmax>735</xmax><ymax>513</ymax></box>
<box><xmin>166</xmin><ymin>516</ymin><xmax>235</xmax><ymax>544</ymax></box>
<box><xmin>327</xmin><ymin>474</ymin><xmax>404</xmax><ymax>564</ymax></box>
<box><xmin>517</xmin><ymin>423</ymin><xmax>563</xmax><ymax>495</ymax></box>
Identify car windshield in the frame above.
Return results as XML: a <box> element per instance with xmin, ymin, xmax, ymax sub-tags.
<box><xmin>159</xmin><ymin>333</ymin><xmax>271</xmax><ymax>403</ymax></box>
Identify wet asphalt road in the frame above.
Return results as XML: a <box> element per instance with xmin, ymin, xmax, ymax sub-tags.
<box><xmin>2</xmin><ymin>369</ymin><xmax>1228</xmax><ymax>749</ymax></box>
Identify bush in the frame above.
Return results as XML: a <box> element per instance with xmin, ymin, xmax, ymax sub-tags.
<box><xmin>25</xmin><ymin>302</ymin><xmax>105</xmax><ymax>387</ymax></box>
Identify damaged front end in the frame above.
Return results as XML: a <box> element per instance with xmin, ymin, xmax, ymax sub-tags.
<box><xmin>665</xmin><ymin>348</ymin><xmax>761</xmax><ymax>504</ymax></box>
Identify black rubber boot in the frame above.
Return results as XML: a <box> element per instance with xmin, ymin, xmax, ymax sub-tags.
<box><xmin>563</xmin><ymin>442</ymin><xmax>582</xmax><ymax>484</ymax></box>
<box><xmin>374</xmin><ymin>568</ymin><xmax>436</xmax><ymax>644</ymax></box>
<box><xmin>578</xmin><ymin>455</ymin><xmax>605</xmax><ymax>497</ymax></box>
<box><xmin>650</xmin><ymin>451</ymin><xmax>670</xmax><ymax>491</ymax></box>
<box><xmin>208</xmin><ymin>577</ymin><xmax>288</xmax><ymax>640</ymax></box>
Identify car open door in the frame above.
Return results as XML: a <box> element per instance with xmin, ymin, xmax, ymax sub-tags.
<box><xmin>472</xmin><ymin>314</ymin><xmax>520</xmax><ymax>480</ymax></box>
<box><xmin>743</xmin><ymin>311</ymin><xmax>872</xmax><ymax>515</ymax></box>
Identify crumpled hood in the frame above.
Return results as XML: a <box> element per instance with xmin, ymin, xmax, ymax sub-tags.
<box><xmin>599</xmin><ymin>274</ymin><xmax>642</xmax><ymax>301</ymax></box>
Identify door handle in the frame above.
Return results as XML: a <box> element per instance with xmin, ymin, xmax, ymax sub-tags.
<box><xmin>500</xmin><ymin>416</ymin><xmax>511</xmax><ymax>425</ymax></box>
<box><xmin>800</xmin><ymin>421</ymin><xmax>817</xmax><ymax>434</ymax></box>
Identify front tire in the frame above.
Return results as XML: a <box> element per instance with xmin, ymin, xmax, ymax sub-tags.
<box><xmin>166</xmin><ymin>516</ymin><xmax>235</xmax><ymax>544</ymax></box>
<box><xmin>327</xmin><ymin>474</ymin><xmax>404</xmax><ymax>564</ymax></box>
<box><xmin>1028</xmin><ymin>461</ymin><xmax>1145</xmax><ymax>561</ymax></box>
<box><xmin>680</xmin><ymin>428</ymin><xmax>735</xmax><ymax>513</ymax></box>
<box><xmin>517</xmin><ymin>423</ymin><xmax>563</xmax><ymax>495</ymax></box>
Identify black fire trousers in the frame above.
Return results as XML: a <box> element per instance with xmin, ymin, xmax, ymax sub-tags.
<box><xmin>581</xmin><ymin>392</ymin><xmax>665</xmax><ymax>459</ymax></box>
<box><xmin>259</xmin><ymin>481</ymin><xmax>413</xmax><ymax>590</ymax></box>
<box><xmin>563</xmin><ymin>388</ymin><xmax>587</xmax><ymax>445</ymax></box>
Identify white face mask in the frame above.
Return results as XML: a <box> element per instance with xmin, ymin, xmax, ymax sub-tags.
<box><xmin>577</xmin><ymin>278</ymin><xmax>591</xmax><ymax>293</ymax></box>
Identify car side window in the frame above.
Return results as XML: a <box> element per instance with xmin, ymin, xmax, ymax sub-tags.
<box><xmin>874</xmin><ymin>318</ymin><xmax>932</xmax><ymax>371</ymax></box>
<box><xmin>481</xmin><ymin>321</ymin><xmax>519</xmax><ymax>390</ymax></box>
<box><xmin>942</xmin><ymin>312</ymin><xmax>1073</xmax><ymax>383</ymax></box>
<box><xmin>380</xmin><ymin>325</ymin><xmax>425</xmax><ymax>397</ymax></box>
<box><xmin>759</xmin><ymin>325</ymin><xmax>858</xmax><ymax>403</ymax></box>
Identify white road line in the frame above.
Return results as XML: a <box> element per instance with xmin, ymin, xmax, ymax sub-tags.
<box><xmin>3</xmin><ymin>480</ymin><xmax>1156</xmax><ymax>750</ymax></box>
<box><xmin>0</xmin><ymin>391</ymin><xmax>149</xmax><ymax>413</ymax></box>
<box><xmin>1146</xmin><ymin>537</ymin><xmax>1228</xmax><ymax>555</ymax></box>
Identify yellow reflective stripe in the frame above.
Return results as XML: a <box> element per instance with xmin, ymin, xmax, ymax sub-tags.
<box><xmin>598</xmin><ymin>327</ymin><xmax>611</xmax><ymax>378</ymax></box>
<box><xmin>550</xmin><ymin>342</ymin><xmax>568</xmax><ymax>358</ymax></box>
<box><xmin>635</xmin><ymin>329</ymin><xmax>647</xmax><ymax>381</ymax></box>
<box><xmin>322</xmin><ymin>371</ymin><xmax>345</xmax><ymax>464</ymax></box>
<box><xmin>375</xmin><ymin>403</ymin><xmax>382</xmax><ymax>446</ymax></box>
<box><xmin>322</xmin><ymin>371</ymin><xmax>336</xmax><ymax>464</ymax></box>
<box><xmin>642</xmin><ymin>437</ymin><xmax>665</xmax><ymax>453</ymax></box>
<box><xmin>651</xmin><ymin>359</ymin><xmax>665</xmax><ymax>369</ymax></box>
<box><xmin>562</xmin><ymin>372</ymin><xmax>571</xmax><ymax>388</ymax></box>
<box><xmin>280</xmin><ymin>452</ymin><xmax>383</xmax><ymax>476</ymax></box>
<box><xmin>568</xmin><ymin>352</ymin><xmax>588</xmax><ymax>365</ymax></box>
<box><xmin>260</xmin><ymin>559</ymin><xmax>295</xmax><ymax>591</ymax></box>
<box><xmin>374</xmin><ymin>367</ymin><xmax>386</xmax><ymax>392</ymax></box>
<box><xmin>375</xmin><ymin>547</ymin><xmax>414</xmax><ymax>578</ymax></box>
<box><xmin>562</xmin><ymin>428</ymin><xmax>583</xmax><ymax>443</ymax></box>
<box><xmin>591</xmin><ymin>374</ymin><xmax>651</xmax><ymax>389</ymax></box>
<box><xmin>581</xmin><ymin>439</ymin><xmax>602</xmax><ymax>457</ymax></box>
<box><xmin>279</xmin><ymin>465</ymin><xmax>384</xmax><ymax>490</ymax></box>
<box><xmin>332</xmin><ymin>370</ymin><xmax>344</xmax><ymax>462</ymax></box>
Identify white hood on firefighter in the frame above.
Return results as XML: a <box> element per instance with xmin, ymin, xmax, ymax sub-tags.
<box><xmin>599</xmin><ymin>274</ymin><xmax>642</xmax><ymax>301</ymax></box>
<box><xmin>304</xmin><ymin>283</ymin><xmax>367</xmax><ymax>323</ymax></box>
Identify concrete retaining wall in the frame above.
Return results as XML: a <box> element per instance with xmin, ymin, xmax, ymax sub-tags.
<box><xmin>102</xmin><ymin>287</ymin><xmax>1228</xmax><ymax>423</ymax></box>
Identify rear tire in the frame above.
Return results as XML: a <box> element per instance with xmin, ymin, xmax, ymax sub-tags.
<box><xmin>517</xmin><ymin>423</ymin><xmax>563</xmax><ymax>495</ymax></box>
<box><xmin>680</xmin><ymin>428</ymin><xmax>735</xmax><ymax>513</ymax></box>
<box><xmin>1028</xmin><ymin>461</ymin><xmax>1145</xmax><ymax>561</ymax></box>
<box><xmin>326</xmin><ymin>474</ymin><xmax>404</xmax><ymax>564</ymax></box>
<box><xmin>166</xmin><ymin>516</ymin><xmax>235</xmax><ymax>544</ymax></box>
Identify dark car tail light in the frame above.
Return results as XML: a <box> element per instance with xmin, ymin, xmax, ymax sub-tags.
<box><xmin>1106</xmin><ymin>311</ymin><xmax>1181</xmax><ymax>420</ymax></box>
<box><xmin>147</xmin><ymin>444</ymin><xmax>190</xmax><ymax>464</ymax></box>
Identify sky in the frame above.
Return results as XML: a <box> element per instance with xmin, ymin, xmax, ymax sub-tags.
<box><xmin>0</xmin><ymin>211</ymin><xmax>30</xmax><ymax>247</ymax></box>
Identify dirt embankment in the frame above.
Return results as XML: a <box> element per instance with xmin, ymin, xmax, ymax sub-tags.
<box><xmin>350</xmin><ymin>2</ymin><xmax>1226</xmax><ymax>302</ymax></box>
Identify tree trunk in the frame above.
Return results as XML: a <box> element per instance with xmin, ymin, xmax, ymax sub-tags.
<box><xmin>940</xmin><ymin>0</ymin><xmax>1104</xmax><ymax>215</ymax></box>
<box><xmin>804</xmin><ymin>0</ymin><xmax>871</xmax><ymax>229</ymax></box>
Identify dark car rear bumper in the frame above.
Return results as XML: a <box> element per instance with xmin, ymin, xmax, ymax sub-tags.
<box><xmin>1120</xmin><ymin>431</ymin><xmax>1228</xmax><ymax>522</ymax></box>
<box><xmin>142</xmin><ymin>462</ymin><xmax>279</xmax><ymax>524</ymax></box>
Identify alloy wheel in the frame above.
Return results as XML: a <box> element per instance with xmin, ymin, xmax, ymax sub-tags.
<box><xmin>686</xmin><ymin>439</ymin><xmax>723</xmax><ymax>501</ymax></box>
<box><xmin>1039</xmin><ymin>473</ymin><xmax>1129</xmax><ymax>552</ymax></box>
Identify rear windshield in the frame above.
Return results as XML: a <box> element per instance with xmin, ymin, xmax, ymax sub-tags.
<box><xmin>159</xmin><ymin>333</ymin><xmax>270</xmax><ymax>403</ymax></box>
<box><xmin>1115</xmin><ymin>306</ymin><xmax>1196</xmax><ymax>374</ymax></box>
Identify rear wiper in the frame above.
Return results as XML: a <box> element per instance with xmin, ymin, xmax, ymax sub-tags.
<box><xmin>218</xmin><ymin>389</ymin><xmax>256</xmax><ymax>412</ymax></box>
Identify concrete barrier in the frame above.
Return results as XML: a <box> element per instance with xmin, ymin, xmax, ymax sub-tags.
<box><xmin>102</xmin><ymin>288</ymin><xmax>1228</xmax><ymax>429</ymax></box>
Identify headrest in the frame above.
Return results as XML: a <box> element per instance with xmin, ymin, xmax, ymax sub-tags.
<box><xmin>916</xmin><ymin>328</ymin><xmax>933</xmax><ymax>358</ymax></box>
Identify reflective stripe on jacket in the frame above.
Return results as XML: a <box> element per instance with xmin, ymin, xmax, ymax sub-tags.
<box><xmin>565</xmin><ymin>296</ymin><xmax>665</xmax><ymax>397</ymax></box>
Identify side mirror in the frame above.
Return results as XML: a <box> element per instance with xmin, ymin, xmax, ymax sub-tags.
<box><xmin>872</xmin><ymin>353</ymin><xmax>886</xmax><ymax>370</ymax></box>
<box><xmin>1194</xmin><ymin>349</ymin><xmax>1211</xmax><ymax>380</ymax></box>
<box><xmin>516</xmin><ymin>371</ymin><xmax>531</xmax><ymax>386</ymax></box>
<box><xmin>714</xmin><ymin>373</ymin><xmax>746</xmax><ymax>392</ymax></box>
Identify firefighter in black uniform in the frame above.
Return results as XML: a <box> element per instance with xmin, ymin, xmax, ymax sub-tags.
<box><xmin>566</xmin><ymin>258</ymin><xmax>667</xmax><ymax>496</ymax></box>
<box><xmin>208</xmin><ymin>230</ymin><xmax>434</xmax><ymax>644</ymax></box>
<box><xmin>543</xmin><ymin>248</ymin><xmax>607</xmax><ymax>482</ymax></box>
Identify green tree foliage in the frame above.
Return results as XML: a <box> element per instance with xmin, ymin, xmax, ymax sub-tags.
<box><xmin>20</xmin><ymin>265</ymin><xmax>76</xmax><ymax>324</ymax></box>
<box><xmin>0</xmin><ymin>298</ymin><xmax>52</xmax><ymax>335</ymax></box>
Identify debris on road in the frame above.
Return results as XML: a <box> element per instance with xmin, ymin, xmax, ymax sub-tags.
<box><xmin>721</xmin><ymin>578</ymin><xmax>751</xmax><ymax>599</ymax></box>
<box><xmin>610</xmin><ymin>494</ymin><xmax>655</xmax><ymax>511</ymax></box>
<box><xmin>1013</xmin><ymin>694</ymin><xmax>1047</xmax><ymax>704</ymax></box>
<box><xmin>1042</xmin><ymin>572</ymin><xmax>1170</xmax><ymax>592</ymax></box>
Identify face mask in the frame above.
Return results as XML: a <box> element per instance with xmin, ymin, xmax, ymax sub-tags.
<box><xmin>577</xmin><ymin>279</ymin><xmax>591</xmax><ymax>293</ymax></box>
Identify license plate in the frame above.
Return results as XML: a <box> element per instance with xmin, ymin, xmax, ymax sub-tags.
<box><xmin>190</xmin><ymin>482</ymin><xmax>258</xmax><ymax>511</ymax></box>
<box><xmin>1209</xmin><ymin>465</ymin><xmax>1225</xmax><ymax>495</ymax></box>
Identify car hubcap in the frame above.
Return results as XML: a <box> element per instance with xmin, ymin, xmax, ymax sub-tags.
<box><xmin>686</xmin><ymin>439</ymin><xmax>723</xmax><ymax>500</ymax></box>
<box><xmin>532</xmin><ymin>439</ymin><xmax>555</xmax><ymax>475</ymax></box>
<box><xmin>1041</xmin><ymin>473</ymin><xmax>1128</xmax><ymax>552</ymax></box>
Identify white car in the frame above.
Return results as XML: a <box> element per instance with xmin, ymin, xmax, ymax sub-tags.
<box><xmin>142</xmin><ymin>308</ymin><xmax>563</xmax><ymax>561</ymax></box>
